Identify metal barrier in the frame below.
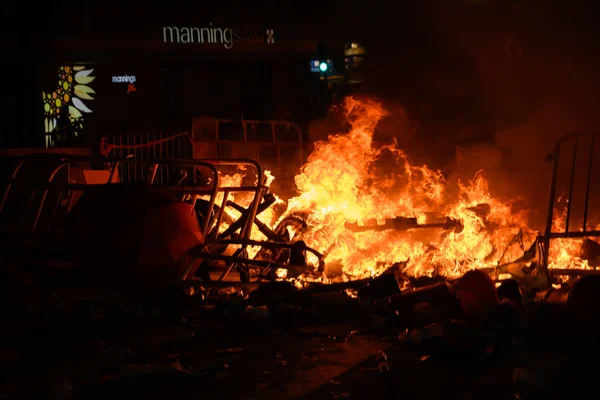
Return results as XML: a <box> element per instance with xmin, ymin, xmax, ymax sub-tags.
<box><xmin>1</xmin><ymin>154</ymin><xmax>323</xmax><ymax>282</ymax></box>
<box><xmin>101</xmin><ymin>122</ymin><xmax>305</xmax><ymax>189</ymax></box>
<box><xmin>192</xmin><ymin>118</ymin><xmax>305</xmax><ymax>186</ymax></box>
<box><xmin>0</xmin><ymin>157</ymin><xmax>30</xmax><ymax>213</ymax></box>
<box><xmin>0</xmin><ymin>154</ymin><xmax>85</xmax><ymax>243</ymax></box>
<box><xmin>103</xmin><ymin>157</ymin><xmax>323</xmax><ymax>282</ymax></box>
<box><xmin>542</xmin><ymin>132</ymin><xmax>600</xmax><ymax>275</ymax></box>
<box><xmin>101</xmin><ymin>132</ymin><xmax>194</xmax><ymax>185</ymax></box>
<box><xmin>1</xmin><ymin>156</ymin><xmax>222</xmax><ymax>238</ymax></box>
<box><xmin>107</xmin><ymin>158</ymin><xmax>222</xmax><ymax>236</ymax></box>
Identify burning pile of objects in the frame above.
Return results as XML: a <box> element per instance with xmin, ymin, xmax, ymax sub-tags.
<box><xmin>196</xmin><ymin>98</ymin><xmax>596</xmax><ymax>286</ymax></box>
<box><xmin>4</xmin><ymin>98</ymin><xmax>597</xmax><ymax>322</ymax></box>
<box><xmin>3</xmin><ymin>98</ymin><xmax>600</xmax><ymax>399</ymax></box>
<box><xmin>173</xmin><ymin>98</ymin><xmax>600</xmax><ymax>344</ymax></box>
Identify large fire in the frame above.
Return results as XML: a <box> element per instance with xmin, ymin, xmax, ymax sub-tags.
<box><xmin>277</xmin><ymin>98</ymin><xmax>532</xmax><ymax>279</ymax></box>
<box><xmin>214</xmin><ymin>98</ymin><xmax>596</xmax><ymax>282</ymax></box>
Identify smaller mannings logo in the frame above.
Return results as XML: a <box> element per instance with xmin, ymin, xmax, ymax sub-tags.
<box><xmin>112</xmin><ymin>75</ymin><xmax>137</xmax><ymax>94</ymax></box>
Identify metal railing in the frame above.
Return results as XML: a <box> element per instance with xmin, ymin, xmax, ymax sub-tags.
<box><xmin>101</xmin><ymin>132</ymin><xmax>194</xmax><ymax>185</ymax></box>
<box><xmin>192</xmin><ymin>118</ymin><xmax>305</xmax><ymax>185</ymax></box>
<box><xmin>1</xmin><ymin>156</ymin><xmax>222</xmax><ymax>238</ymax></box>
<box><xmin>1</xmin><ymin>154</ymin><xmax>323</xmax><ymax>282</ymax></box>
<box><xmin>0</xmin><ymin>158</ymin><xmax>82</xmax><ymax>260</ymax></box>
<box><xmin>101</xmin><ymin>121</ymin><xmax>306</xmax><ymax>189</ymax></box>
<box><xmin>542</xmin><ymin>132</ymin><xmax>600</xmax><ymax>275</ymax></box>
<box><xmin>108</xmin><ymin>157</ymin><xmax>323</xmax><ymax>282</ymax></box>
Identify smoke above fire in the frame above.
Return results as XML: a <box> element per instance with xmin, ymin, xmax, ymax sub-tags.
<box><xmin>354</xmin><ymin>2</ymin><xmax>600</xmax><ymax>230</ymax></box>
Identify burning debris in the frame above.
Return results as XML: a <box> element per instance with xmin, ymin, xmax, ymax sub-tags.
<box><xmin>148</xmin><ymin>100</ymin><xmax>600</xmax><ymax>364</ymax></box>
<box><xmin>3</xmin><ymin>100</ymin><xmax>600</xmax><ymax>400</ymax></box>
<box><xmin>2</xmin><ymin>99</ymin><xmax>598</xmax><ymax>301</ymax></box>
<box><xmin>194</xmin><ymin>98</ymin><xmax>578</xmax><ymax>290</ymax></box>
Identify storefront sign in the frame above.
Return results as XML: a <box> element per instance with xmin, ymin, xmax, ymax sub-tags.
<box><xmin>162</xmin><ymin>25</ymin><xmax>275</xmax><ymax>49</ymax></box>
<box><xmin>112</xmin><ymin>75</ymin><xmax>137</xmax><ymax>94</ymax></box>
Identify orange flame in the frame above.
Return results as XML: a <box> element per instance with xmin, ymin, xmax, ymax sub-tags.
<box><xmin>209</xmin><ymin>98</ymin><xmax>598</xmax><ymax>282</ymax></box>
<box><xmin>547</xmin><ymin>207</ymin><xmax>597</xmax><ymax>271</ymax></box>
<box><xmin>278</xmin><ymin>98</ymin><xmax>536</xmax><ymax>279</ymax></box>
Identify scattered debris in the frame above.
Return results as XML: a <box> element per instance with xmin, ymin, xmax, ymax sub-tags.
<box><xmin>3</xmin><ymin>139</ymin><xmax>600</xmax><ymax>398</ymax></box>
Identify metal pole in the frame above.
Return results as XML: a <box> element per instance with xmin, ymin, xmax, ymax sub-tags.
<box><xmin>32</xmin><ymin>162</ymin><xmax>70</xmax><ymax>233</ymax></box>
<box><xmin>582</xmin><ymin>135</ymin><xmax>596</xmax><ymax>232</ymax></box>
<box><xmin>0</xmin><ymin>157</ymin><xmax>30</xmax><ymax>212</ymax></box>
<box><xmin>565</xmin><ymin>138</ymin><xmax>579</xmax><ymax>233</ymax></box>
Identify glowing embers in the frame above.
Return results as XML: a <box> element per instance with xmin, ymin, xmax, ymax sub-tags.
<box><xmin>42</xmin><ymin>66</ymin><xmax>96</xmax><ymax>134</ymax></box>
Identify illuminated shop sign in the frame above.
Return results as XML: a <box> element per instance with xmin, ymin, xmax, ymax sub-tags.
<box><xmin>162</xmin><ymin>25</ymin><xmax>275</xmax><ymax>49</ymax></box>
<box><xmin>112</xmin><ymin>75</ymin><xmax>137</xmax><ymax>94</ymax></box>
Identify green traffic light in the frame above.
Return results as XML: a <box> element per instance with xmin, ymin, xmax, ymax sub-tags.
<box><xmin>319</xmin><ymin>62</ymin><xmax>328</xmax><ymax>72</ymax></box>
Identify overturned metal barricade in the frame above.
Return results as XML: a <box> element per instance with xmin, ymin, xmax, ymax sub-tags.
<box><xmin>541</xmin><ymin>131</ymin><xmax>600</xmax><ymax>277</ymax></box>
<box><xmin>105</xmin><ymin>157</ymin><xmax>323</xmax><ymax>282</ymax></box>
<box><xmin>1</xmin><ymin>155</ymin><xmax>321</xmax><ymax>282</ymax></box>
<box><xmin>0</xmin><ymin>154</ymin><xmax>89</xmax><ymax>243</ymax></box>
<box><xmin>0</xmin><ymin>156</ymin><xmax>220</xmax><ymax>246</ymax></box>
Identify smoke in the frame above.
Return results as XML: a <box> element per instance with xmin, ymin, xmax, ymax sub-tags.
<box><xmin>350</xmin><ymin>2</ymin><xmax>600</xmax><ymax>230</ymax></box>
<box><xmin>492</xmin><ymin>94</ymin><xmax>600</xmax><ymax>228</ymax></box>
<box><xmin>471</xmin><ymin>16</ymin><xmax>600</xmax><ymax>228</ymax></box>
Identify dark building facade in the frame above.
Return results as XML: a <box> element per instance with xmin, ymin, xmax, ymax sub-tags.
<box><xmin>2</xmin><ymin>1</ymin><xmax>353</xmax><ymax>148</ymax></box>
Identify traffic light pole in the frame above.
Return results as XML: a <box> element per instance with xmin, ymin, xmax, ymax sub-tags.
<box><xmin>319</xmin><ymin>69</ymin><xmax>329</xmax><ymax>116</ymax></box>
<box><xmin>316</xmin><ymin>42</ymin><xmax>328</xmax><ymax>116</ymax></box>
